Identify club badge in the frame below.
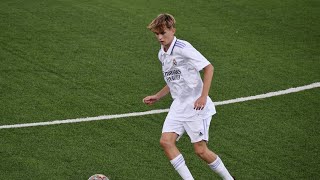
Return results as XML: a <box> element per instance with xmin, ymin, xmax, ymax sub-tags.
<box><xmin>173</xmin><ymin>59</ymin><xmax>177</xmax><ymax>66</ymax></box>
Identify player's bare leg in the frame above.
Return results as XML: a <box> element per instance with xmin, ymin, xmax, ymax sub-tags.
<box><xmin>194</xmin><ymin>141</ymin><xmax>234</xmax><ymax>180</ymax></box>
<box><xmin>160</xmin><ymin>132</ymin><xmax>180</xmax><ymax>159</ymax></box>
<box><xmin>193</xmin><ymin>140</ymin><xmax>217</xmax><ymax>163</ymax></box>
<box><xmin>160</xmin><ymin>132</ymin><xmax>194</xmax><ymax>180</ymax></box>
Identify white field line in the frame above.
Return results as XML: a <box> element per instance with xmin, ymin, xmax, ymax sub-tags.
<box><xmin>1</xmin><ymin>82</ymin><xmax>319</xmax><ymax>130</ymax></box>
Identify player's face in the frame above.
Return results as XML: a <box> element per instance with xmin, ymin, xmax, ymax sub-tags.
<box><xmin>153</xmin><ymin>27</ymin><xmax>176</xmax><ymax>50</ymax></box>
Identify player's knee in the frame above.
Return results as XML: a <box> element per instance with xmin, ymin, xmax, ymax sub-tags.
<box><xmin>160</xmin><ymin>137</ymin><xmax>174</xmax><ymax>149</ymax></box>
<box><xmin>195</xmin><ymin>148</ymin><xmax>206</xmax><ymax>157</ymax></box>
<box><xmin>194</xmin><ymin>144</ymin><xmax>208</xmax><ymax>157</ymax></box>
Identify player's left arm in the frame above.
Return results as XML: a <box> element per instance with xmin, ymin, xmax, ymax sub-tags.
<box><xmin>194</xmin><ymin>63</ymin><xmax>214</xmax><ymax>110</ymax></box>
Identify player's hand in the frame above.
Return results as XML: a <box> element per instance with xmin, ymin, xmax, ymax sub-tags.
<box><xmin>143</xmin><ymin>95</ymin><xmax>160</xmax><ymax>105</ymax></box>
<box><xmin>194</xmin><ymin>96</ymin><xmax>207</xmax><ymax>110</ymax></box>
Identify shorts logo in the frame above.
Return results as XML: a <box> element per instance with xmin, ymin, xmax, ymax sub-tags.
<box><xmin>199</xmin><ymin>132</ymin><xmax>203</xmax><ymax>136</ymax></box>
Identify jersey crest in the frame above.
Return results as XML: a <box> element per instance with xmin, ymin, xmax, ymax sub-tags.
<box><xmin>173</xmin><ymin>59</ymin><xmax>177</xmax><ymax>66</ymax></box>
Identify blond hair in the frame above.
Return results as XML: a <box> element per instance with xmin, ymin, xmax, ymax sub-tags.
<box><xmin>147</xmin><ymin>13</ymin><xmax>176</xmax><ymax>32</ymax></box>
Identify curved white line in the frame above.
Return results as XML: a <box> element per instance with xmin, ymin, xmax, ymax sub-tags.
<box><xmin>0</xmin><ymin>82</ymin><xmax>319</xmax><ymax>129</ymax></box>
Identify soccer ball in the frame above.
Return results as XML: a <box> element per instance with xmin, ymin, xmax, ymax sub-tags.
<box><xmin>88</xmin><ymin>174</ymin><xmax>109</xmax><ymax>180</ymax></box>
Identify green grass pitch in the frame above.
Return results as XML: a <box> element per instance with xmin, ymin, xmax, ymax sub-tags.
<box><xmin>0</xmin><ymin>0</ymin><xmax>319</xmax><ymax>179</ymax></box>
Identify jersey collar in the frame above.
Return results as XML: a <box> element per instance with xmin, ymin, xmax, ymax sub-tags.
<box><xmin>160</xmin><ymin>36</ymin><xmax>177</xmax><ymax>56</ymax></box>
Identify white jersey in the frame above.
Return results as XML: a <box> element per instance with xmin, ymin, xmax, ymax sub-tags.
<box><xmin>158</xmin><ymin>37</ymin><xmax>216</xmax><ymax>121</ymax></box>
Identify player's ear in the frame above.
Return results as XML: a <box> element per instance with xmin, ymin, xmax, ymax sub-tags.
<box><xmin>172</xmin><ymin>28</ymin><xmax>176</xmax><ymax>34</ymax></box>
<box><xmin>168</xmin><ymin>27</ymin><xmax>176</xmax><ymax>34</ymax></box>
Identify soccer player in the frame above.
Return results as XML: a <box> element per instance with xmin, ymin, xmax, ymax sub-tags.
<box><xmin>143</xmin><ymin>13</ymin><xmax>234</xmax><ymax>180</ymax></box>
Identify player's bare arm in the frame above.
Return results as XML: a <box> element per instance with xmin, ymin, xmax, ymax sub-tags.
<box><xmin>143</xmin><ymin>85</ymin><xmax>170</xmax><ymax>105</ymax></box>
<box><xmin>194</xmin><ymin>64</ymin><xmax>214</xmax><ymax>110</ymax></box>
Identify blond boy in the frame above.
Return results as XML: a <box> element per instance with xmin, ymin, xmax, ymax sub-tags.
<box><xmin>143</xmin><ymin>13</ymin><xmax>234</xmax><ymax>180</ymax></box>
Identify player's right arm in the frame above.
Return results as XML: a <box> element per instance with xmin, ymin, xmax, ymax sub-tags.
<box><xmin>143</xmin><ymin>85</ymin><xmax>170</xmax><ymax>105</ymax></box>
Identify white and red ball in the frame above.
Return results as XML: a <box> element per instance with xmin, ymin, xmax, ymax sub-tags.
<box><xmin>88</xmin><ymin>174</ymin><xmax>109</xmax><ymax>180</ymax></box>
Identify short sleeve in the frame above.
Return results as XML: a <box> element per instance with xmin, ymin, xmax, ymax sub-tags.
<box><xmin>182</xmin><ymin>46</ymin><xmax>211</xmax><ymax>71</ymax></box>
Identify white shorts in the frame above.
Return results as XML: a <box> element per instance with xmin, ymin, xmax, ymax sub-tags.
<box><xmin>162</xmin><ymin>115</ymin><xmax>212</xmax><ymax>143</ymax></box>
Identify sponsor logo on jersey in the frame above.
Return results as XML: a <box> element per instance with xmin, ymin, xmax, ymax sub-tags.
<box><xmin>163</xmin><ymin>69</ymin><xmax>181</xmax><ymax>82</ymax></box>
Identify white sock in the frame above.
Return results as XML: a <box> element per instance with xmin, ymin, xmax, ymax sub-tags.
<box><xmin>208</xmin><ymin>156</ymin><xmax>233</xmax><ymax>180</ymax></box>
<box><xmin>170</xmin><ymin>154</ymin><xmax>194</xmax><ymax>180</ymax></box>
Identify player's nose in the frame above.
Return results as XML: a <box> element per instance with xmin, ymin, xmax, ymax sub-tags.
<box><xmin>157</xmin><ymin>34</ymin><xmax>163</xmax><ymax>40</ymax></box>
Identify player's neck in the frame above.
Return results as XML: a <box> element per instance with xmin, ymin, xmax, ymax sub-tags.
<box><xmin>163</xmin><ymin>46</ymin><xmax>169</xmax><ymax>52</ymax></box>
<box><xmin>163</xmin><ymin>39</ymin><xmax>174</xmax><ymax>52</ymax></box>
